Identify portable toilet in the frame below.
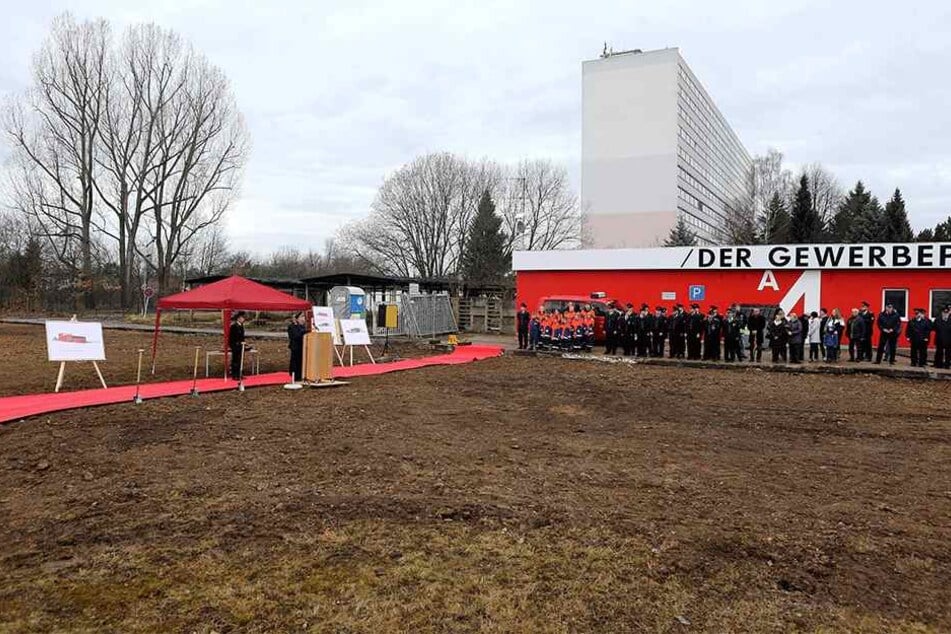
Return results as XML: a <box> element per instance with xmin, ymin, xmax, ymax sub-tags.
<box><xmin>329</xmin><ymin>286</ymin><xmax>366</xmax><ymax>320</ymax></box>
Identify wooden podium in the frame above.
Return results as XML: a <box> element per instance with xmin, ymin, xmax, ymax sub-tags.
<box><xmin>303</xmin><ymin>331</ymin><xmax>334</xmax><ymax>383</ymax></box>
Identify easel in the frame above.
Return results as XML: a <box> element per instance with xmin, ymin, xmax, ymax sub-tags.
<box><xmin>53</xmin><ymin>315</ymin><xmax>108</xmax><ymax>393</ymax></box>
<box><xmin>341</xmin><ymin>344</ymin><xmax>376</xmax><ymax>366</ymax></box>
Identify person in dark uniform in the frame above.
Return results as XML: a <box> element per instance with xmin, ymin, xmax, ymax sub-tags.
<box><xmin>874</xmin><ymin>302</ymin><xmax>901</xmax><ymax>365</ymax></box>
<box><xmin>728</xmin><ymin>303</ymin><xmax>747</xmax><ymax>361</ymax></box>
<box><xmin>652</xmin><ymin>306</ymin><xmax>668</xmax><ymax>357</ymax></box>
<box><xmin>636</xmin><ymin>304</ymin><xmax>652</xmax><ymax>358</ymax></box>
<box><xmin>516</xmin><ymin>303</ymin><xmax>530</xmax><ymax>350</ymax></box>
<box><xmin>287</xmin><ymin>311</ymin><xmax>307</xmax><ymax>381</ymax></box>
<box><xmin>686</xmin><ymin>303</ymin><xmax>704</xmax><ymax>360</ymax></box>
<box><xmin>747</xmin><ymin>307</ymin><xmax>766</xmax><ymax>362</ymax></box>
<box><xmin>906</xmin><ymin>308</ymin><xmax>932</xmax><ymax>367</ymax></box>
<box><xmin>622</xmin><ymin>303</ymin><xmax>636</xmax><ymax>356</ymax></box>
<box><xmin>723</xmin><ymin>309</ymin><xmax>742</xmax><ymax>362</ymax></box>
<box><xmin>604</xmin><ymin>302</ymin><xmax>622</xmax><ymax>355</ymax></box>
<box><xmin>933</xmin><ymin>304</ymin><xmax>951</xmax><ymax>369</ymax></box>
<box><xmin>767</xmin><ymin>309</ymin><xmax>790</xmax><ymax>363</ymax></box>
<box><xmin>859</xmin><ymin>301</ymin><xmax>874</xmax><ymax>362</ymax></box>
<box><xmin>703</xmin><ymin>306</ymin><xmax>723</xmax><ymax>361</ymax></box>
<box><xmin>669</xmin><ymin>304</ymin><xmax>686</xmax><ymax>359</ymax></box>
<box><xmin>847</xmin><ymin>307</ymin><xmax>868</xmax><ymax>362</ymax></box>
<box><xmin>229</xmin><ymin>311</ymin><xmax>247</xmax><ymax>379</ymax></box>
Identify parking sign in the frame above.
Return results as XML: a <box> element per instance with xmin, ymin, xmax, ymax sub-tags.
<box><xmin>689</xmin><ymin>285</ymin><xmax>706</xmax><ymax>301</ymax></box>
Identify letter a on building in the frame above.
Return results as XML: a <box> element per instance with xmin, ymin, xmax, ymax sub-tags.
<box><xmin>757</xmin><ymin>270</ymin><xmax>780</xmax><ymax>291</ymax></box>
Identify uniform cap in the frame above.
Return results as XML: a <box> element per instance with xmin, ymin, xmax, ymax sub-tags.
<box><xmin>914</xmin><ymin>307</ymin><xmax>926</xmax><ymax>313</ymax></box>
<box><xmin>861</xmin><ymin>301</ymin><xmax>870</xmax><ymax>307</ymax></box>
<box><xmin>640</xmin><ymin>303</ymin><xmax>649</xmax><ymax>310</ymax></box>
<box><xmin>690</xmin><ymin>303</ymin><xmax>699</xmax><ymax>309</ymax></box>
<box><xmin>710</xmin><ymin>305</ymin><xmax>718</xmax><ymax>311</ymax></box>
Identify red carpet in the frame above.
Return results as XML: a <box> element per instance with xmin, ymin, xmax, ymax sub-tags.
<box><xmin>0</xmin><ymin>345</ymin><xmax>503</xmax><ymax>424</ymax></box>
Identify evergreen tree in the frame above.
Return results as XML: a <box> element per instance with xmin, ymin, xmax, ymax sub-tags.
<box><xmin>831</xmin><ymin>181</ymin><xmax>871</xmax><ymax>242</ymax></box>
<box><xmin>917</xmin><ymin>228</ymin><xmax>935</xmax><ymax>242</ymax></box>
<box><xmin>788</xmin><ymin>175</ymin><xmax>822</xmax><ymax>243</ymax></box>
<box><xmin>832</xmin><ymin>181</ymin><xmax>886</xmax><ymax>243</ymax></box>
<box><xmin>762</xmin><ymin>192</ymin><xmax>791</xmax><ymax>244</ymax></box>
<box><xmin>931</xmin><ymin>215</ymin><xmax>951</xmax><ymax>242</ymax></box>
<box><xmin>854</xmin><ymin>197</ymin><xmax>886</xmax><ymax>242</ymax></box>
<box><xmin>664</xmin><ymin>216</ymin><xmax>698</xmax><ymax>247</ymax></box>
<box><xmin>882</xmin><ymin>188</ymin><xmax>913</xmax><ymax>242</ymax></box>
<box><xmin>460</xmin><ymin>189</ymin><xmax>510</xmax><ymax>285</ymax></box>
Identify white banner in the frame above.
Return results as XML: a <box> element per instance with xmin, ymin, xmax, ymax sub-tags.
<box><xmin>514</xmin><ymin>242</ymin><xmax>951</xmax><ymax>271</ymax></box>
<box><xmin>45</xmin><ymin>321</ymin><xmax>106</xmax><ymax>362</ymax></box>
<box><xmin>312</xmin><ymin>306</ymin><xmax>340</xmax><ymax>345</ymax></box>
<box><xmin>339</xmin><ymin>318</ymin><xmax>371</xmax><ymax>346</ymax></box>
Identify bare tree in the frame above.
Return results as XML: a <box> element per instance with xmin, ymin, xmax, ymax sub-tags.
<box><xmin>752</xmin><ymin>149</ymin><xmax>793</xmax><ymax>243</ymax></box>
<box><xmin>138</xmin><ymin>46</ymin><xmax>249</xmax><ymax>292</ymax></box>
<box><xmin>498</xmin><ymin>159</ymin><xmax>581</xmax><ymax>251</ymax></box>
<box><xmin>803</xmin><ymin>162</ymin><xmax>843</xmax><ymax>230</ymax></box>
<box><xmin>186</xmin><ymin>222</ymin><xmax>231</xmax><ymax>276</ymax></box>
<box><xmin>343</xmin><ymin>153</ymin><xmax>582</xmax><ymax>278</ymax></box>
<box><xmin>94</xmin><ymin>24</ymin><xmax>192</xmax><ymax>305</ymax></box>
<box><xmin>2</xmin><ymin>14</ymin><xmax>110</xmax><ymax>307</ymax></box>
<box><xmin>350</xmin><ymin>153</ymin><xmax>480</xmax><ymax>278</ymax></box>
<box><xmin>722</xmin><ymin>165</ymin><xmax>759</xmax><ymax>245</ymax></box>
<box><xmin>4</xmin><ymin>14</ymin><xmax>249</xmax><ymax>306</ymax></box>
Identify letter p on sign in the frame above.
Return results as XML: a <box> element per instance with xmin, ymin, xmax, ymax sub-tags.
<box><xmin>689</xmin><ymin>285</ymin><xmax>706</xmax><ymax>301</ymax></box>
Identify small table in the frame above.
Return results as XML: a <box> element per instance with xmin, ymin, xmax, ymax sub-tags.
<box><xmin>206</xmin><ymin>349</ymin><xmax>260</xmax><ymax>377</ymax></box>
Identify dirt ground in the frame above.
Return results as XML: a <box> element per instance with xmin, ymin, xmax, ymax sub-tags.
<box><xmin>0</xmin><ymin>324</ymin><xmax>949</xmax><ymax>632</ymax></box>
<box><xmin>0</xmin><ymin>323</ymin><xmax>410</xmax><ymax>396</ymax></box>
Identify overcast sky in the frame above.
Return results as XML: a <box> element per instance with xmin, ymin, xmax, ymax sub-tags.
<box><xmin>1</xmin><ymin>0</ymin><xmax>949</xmax><ymax>254</ymax></box>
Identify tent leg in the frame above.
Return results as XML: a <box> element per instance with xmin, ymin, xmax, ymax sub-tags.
<box><xmin>149</xmin><ymin>308</ymin><xmax>162</xmax><ymax>375</ymax></box>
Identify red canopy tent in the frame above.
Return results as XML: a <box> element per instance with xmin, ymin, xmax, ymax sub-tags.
<box><xmin>150</xmin><ymin>275</ymin><xmax>311</xmax><ymax>374</ymax></box>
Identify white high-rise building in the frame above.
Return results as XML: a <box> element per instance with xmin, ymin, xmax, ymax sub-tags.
<box><xmin>582</xmin><ymin>47</ymin><xmax>751</xmax><ymax>247</ymax></box>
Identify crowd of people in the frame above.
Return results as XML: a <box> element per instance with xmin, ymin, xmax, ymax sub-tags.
<box><xmin>516</xmin><ymin>300</ymin><xmax>951</xmax><ymax>370</ymax></box>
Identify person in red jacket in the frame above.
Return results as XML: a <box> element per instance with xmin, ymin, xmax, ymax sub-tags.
<box><xmin>581</xmin><ymin>304</ymin><xmax>596</xmax><ymax>352</ymax></box>
<box><xmin>540</xmin><ymin>311</ymin><xmax>553</xmax><ymax>350</ymax></box>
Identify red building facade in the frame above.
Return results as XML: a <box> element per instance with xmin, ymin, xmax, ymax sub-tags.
<box><xmin>514</xmin><ymin>243</ymin><xmax>951</xmax><ymax>328</ymax></box>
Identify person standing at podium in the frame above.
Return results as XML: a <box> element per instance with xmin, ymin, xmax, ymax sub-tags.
<box><xmin>287</xmin><ymin>311</ymin><xmax>307</xmax><ymax>381</ymax></box>
<box><xmin>229</xmin><ymin>312</ymin><xmax>247</xmax><ymax>379</ymax></box>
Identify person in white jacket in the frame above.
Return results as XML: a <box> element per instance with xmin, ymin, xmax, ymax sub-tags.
<box><xmin>807</xmin><ymin>311</ymin><xmax>822</xmax><ymax>361</ymax></box>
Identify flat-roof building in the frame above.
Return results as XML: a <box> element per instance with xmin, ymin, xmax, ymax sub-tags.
<box><xmin>582</xmin><ymin>47</ymin><xmax>751</xmax><ymax>247</ymax></box>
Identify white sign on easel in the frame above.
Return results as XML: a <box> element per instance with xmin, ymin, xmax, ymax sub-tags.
<box><xmin>312</xmin><ymin>306</ymin><xmax>341</xmax><ymax>345</ymax></box>
<box><xmin>338</xmin><ymin>318</ymin><xmax>375</xmax><ymax>366</ymax></box>
<box><xmin>312</xmin><ymin>306</ymin><xmax>344</xmax><ymax>365</ymax></box>
<box><xmin>45</xmin><ymin>318</ymin><xmax>108</xmax><ymax>392</ymax></box>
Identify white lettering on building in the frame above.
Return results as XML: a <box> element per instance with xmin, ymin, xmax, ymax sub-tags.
<box><xmin>757</xmin><ymin>270</ymin><xmax>779</xmax><ymax>291</ymax></box>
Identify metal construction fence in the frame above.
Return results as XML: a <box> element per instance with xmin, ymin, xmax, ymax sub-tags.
<box><xmin>379</xmin><ymin>292</ymin><xmax>456</xmax><ymax>338</ymax></box>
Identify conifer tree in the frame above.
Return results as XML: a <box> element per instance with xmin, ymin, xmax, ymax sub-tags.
<box><xmin>460</xmin><ymin>189</ymin><xmax>510</xmax><ymax>285</ymax></box>
<box><xmin>831</xmin><ymin>181</ymin><xmax>872</xmax><ymax>242</ymax></box>
<box><xmin>762</xmin><ymin>192</ymin><xmax>791</xmax><ymax>244</ymax></box>
<box><xmin>882</xmin><ymin>188</ymin><xmax>913</xmax><ymax>242</ymax></box>
<box><xmin>788</xmin><ymin>175</ymin><xmax>822</xmax><ymax>243</ymax></box>
<box><xmin>664</xmin><ymin>216</ymin><xmax>698</xmax><ymax>247</ymax></box>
